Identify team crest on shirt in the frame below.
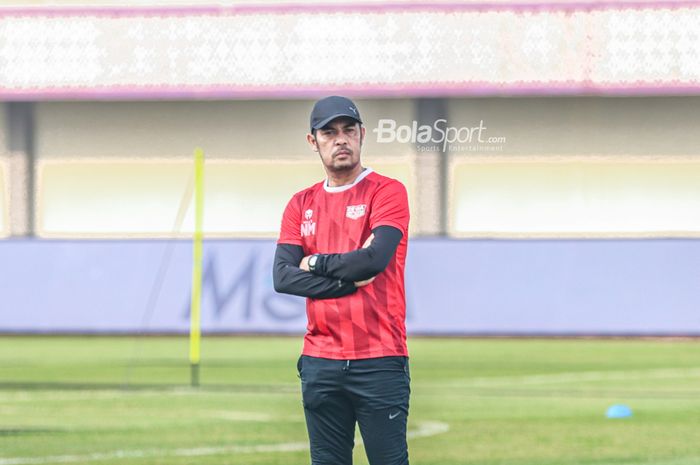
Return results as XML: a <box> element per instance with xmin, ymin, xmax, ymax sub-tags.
<box><xmin>346</xmin><ymin>204</ymin><xmax>367</xmax><ymax>220</ymax></box>
<box><xmin>301</xmin><ymin>209</ymin><xmax>316</xmax><ymax>237</ymax></box>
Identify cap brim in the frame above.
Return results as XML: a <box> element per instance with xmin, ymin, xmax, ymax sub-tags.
<box><xmin>312</xmin><ymin>113</ymin><xmax>363</xmax><ymax>130</ymax></box>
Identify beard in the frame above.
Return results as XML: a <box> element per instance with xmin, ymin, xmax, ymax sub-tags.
<box><xmin>328</xmin><ymin>157</ymin><xmax>358</xmax><ymax>173</ymax></box>
<box><xmin>323</xmin><ymin>149</ymin><xmax>359</xmax><ymax>173</ymax></box>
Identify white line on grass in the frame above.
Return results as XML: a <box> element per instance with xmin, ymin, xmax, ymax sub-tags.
<box><xmin>0</xmin><ymin>386</ymin><xmax>299</xmax><ymax>403</ymax></box>
<box><xmin>209</xmin><ymin>410</ymin><xmax>309</xmax><ymax>422</ymax></box>
<box><xmin>211</xmin><ymin>411</ymin><xmax>278</xmax><ymax>422</ymax></box>
<box><xmin>594</xmin><ymin>458</ymin><xmax>700</xmax><ymax>465</ymax></box>
<box><xmin>0</xmin><ymin>420</ymin><xmax>449</xmax><ymax>465</ymax></box>
<box><xmin>430</xmin><ymin>367</ymin><xmax>700</xmax><ymax>388</ymax></box>
<box><xmin>5</xmin><ymin>367</ymin><xmax>696</xmax><ymax>403</ymax></box>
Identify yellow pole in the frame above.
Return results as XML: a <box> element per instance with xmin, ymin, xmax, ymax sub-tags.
<box><xmin>189</xmin><ymin>147</ymin><xmax>204</xmax><ymax>387</ymax></box>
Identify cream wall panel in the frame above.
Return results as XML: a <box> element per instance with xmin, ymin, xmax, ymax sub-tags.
<box><xmin>37</xmin><ymin>158</ymin><xmax>415</xmax><ymax>238</ymax></box>
<box><xmin>449</xmin><ymin>157</ymin><xmax>700</xmax><ymax>237</ymax></box>
<box><xmin>36</xmin><ymin>100</ymin><xmax>414</xmax><ymax>160</ymax></box>
<box><xmin>0</xmin><ymin>105</ymin><xmax>8</xmax><ymax>236</ymax></box>
<box><xmin>448</xmin><ymin>97</ymin><xmax>700</xmax><ymax>157</ymax></box>
<box><xmin>0</xmin><ymin>103</ymin><xmax>6</xmax><ymax>154</ymax></box>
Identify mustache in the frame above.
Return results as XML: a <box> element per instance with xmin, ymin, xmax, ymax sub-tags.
<box><xmin>333</xmin><ymin>149</ymin><xmax>352</xmax><ymax>157</ymax></box>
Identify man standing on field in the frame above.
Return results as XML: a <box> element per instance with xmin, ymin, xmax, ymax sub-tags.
<box><xmin>273</xmin><ymin>96</ymin><xmax>411</xmax><ymax>465</ymax></box>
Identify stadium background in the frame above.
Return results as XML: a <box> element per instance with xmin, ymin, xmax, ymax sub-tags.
<box><xmin>0</xmin><ymin>2</ymin><xmax>699</xmax><ymax>465</ymax></box>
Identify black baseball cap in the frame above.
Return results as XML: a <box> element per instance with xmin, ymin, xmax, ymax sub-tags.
<box><xmin>309</xmin><ymin>96</ymin><xmax>362</xmax><ymax>132</ymax></box>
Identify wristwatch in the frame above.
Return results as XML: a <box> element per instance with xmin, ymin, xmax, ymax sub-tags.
<box><xmin>308</xmin><ymin>254</ymin><xmax>320</xmax><ymax>272</ymax></box>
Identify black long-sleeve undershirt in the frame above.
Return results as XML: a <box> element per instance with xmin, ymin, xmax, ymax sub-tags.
<box><xmin>272</xmin><ymin>225</ymin><xmax>403</xmax><ymax>299</ymax></box>
<box><xmin>273</xmin><ymin>243</ymin><xmax>357</xmax><ymax>299</ymax></box>
<box><xmin>311</xmin><ymin>225</ymin><xmax>403</xmax><ymax>282</ymax></box>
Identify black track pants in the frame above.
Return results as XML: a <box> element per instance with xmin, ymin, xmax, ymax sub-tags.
<box><xmin>297</xmin><ymin>355</ymin><xmax>411</xmax><ymax>465</ymax></box>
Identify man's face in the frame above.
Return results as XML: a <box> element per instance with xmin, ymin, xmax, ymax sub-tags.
<box><xmin>307</xmin><ymin>117</ymin><xmax>365</xmax><ymax>174</ymax></box>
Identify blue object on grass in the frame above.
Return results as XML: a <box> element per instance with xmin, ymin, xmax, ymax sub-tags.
<box><xmin>606</xmin><ymin>404</ymin><xmax>633</xmax><ymax>418</ymax></box>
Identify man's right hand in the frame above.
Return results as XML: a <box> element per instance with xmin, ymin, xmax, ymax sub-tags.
<box><xmin>354</xmin><ymin>276</ymin><xmax>375</xmax><ymax>287</ymax></box>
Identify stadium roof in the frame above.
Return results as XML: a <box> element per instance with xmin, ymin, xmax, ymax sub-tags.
<box><xmin>3</xmin><ymin>0</ymin><xmax>698</xmax><ymax>4</ymax></box>
<box><xmin>1</xmin><ymin>1</ymin><xmax>699</xmax><ymax>99</ymax></box>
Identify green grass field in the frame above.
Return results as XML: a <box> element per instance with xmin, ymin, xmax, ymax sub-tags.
<box><xmin>1</xmin><ymin>336</ymin><xmax>699</xmax><ymax>465</ymax></box>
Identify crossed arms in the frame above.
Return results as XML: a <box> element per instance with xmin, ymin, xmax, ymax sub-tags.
<box><xmin>272</xmin><ymin>225</ymin><xmax>403</xmax><ymax>299</ymax></box>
